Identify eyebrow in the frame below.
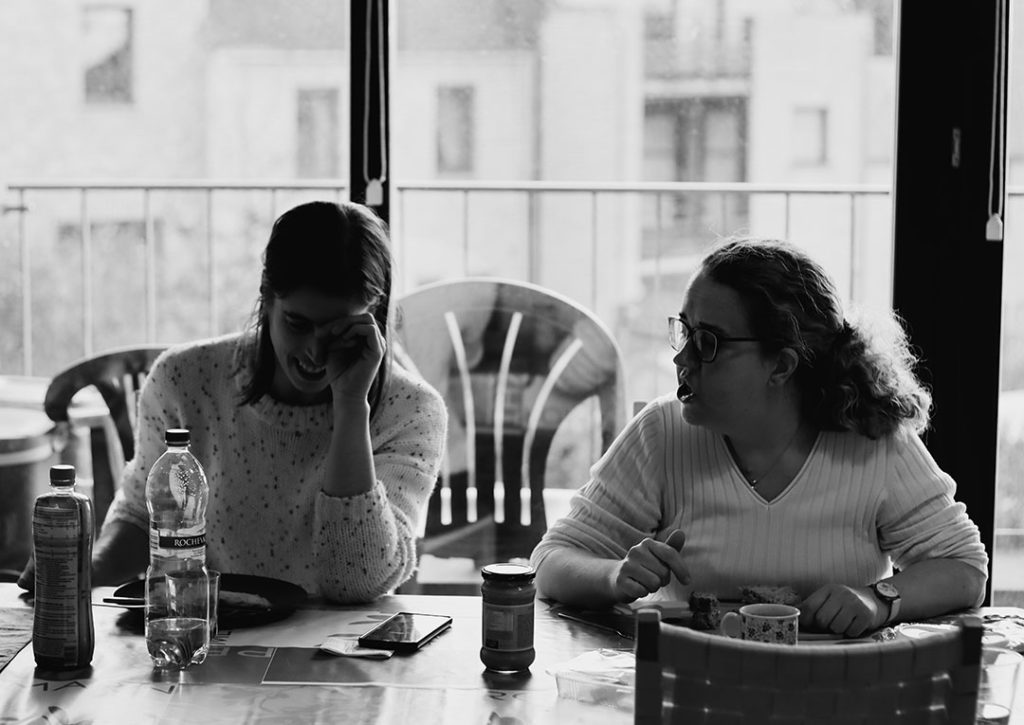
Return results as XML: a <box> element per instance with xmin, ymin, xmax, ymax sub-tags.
<box><xmin>679</xmin><ymin>313</ymin><xmax>729</xmax><ymax>336</ymax></box>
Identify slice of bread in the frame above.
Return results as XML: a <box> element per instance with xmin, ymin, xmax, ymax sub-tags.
<box><xmin>738</xmin><ymin>584</ymin><xmax>801</xmax><ymax>606</ymax></box>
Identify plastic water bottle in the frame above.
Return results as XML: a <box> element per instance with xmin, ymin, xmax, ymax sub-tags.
<box><xmin>32</xmin><ymin>464</ymin><xmax>95</xmax><ymax>674</ymax></box>
<box><xmin>145</xmin><ymin>428</ymin><xmax>210</xmax><ymax>668</ymax></box>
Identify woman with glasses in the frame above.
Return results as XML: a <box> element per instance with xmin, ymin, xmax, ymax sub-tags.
<box><xmin>21</xmin><ymin>201</ymin><xmax>448</xmax><ymax>603</ymax></box>
<box><xmin>531</xmin><ymin>238</ymin><xmax>987</xmax><ymax>637</ymax></box>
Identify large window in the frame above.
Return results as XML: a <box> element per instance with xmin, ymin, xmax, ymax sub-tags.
<box><xmin>0</xmin><ymin>0</ymin><xmax>1015</xmax><ymax>602</ymax></box>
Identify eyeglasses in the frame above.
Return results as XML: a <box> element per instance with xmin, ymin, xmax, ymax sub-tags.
<box><xmin>667</xmin><ymin>316</ymin><xmax>766</xmax><ymax>363</ymax></box>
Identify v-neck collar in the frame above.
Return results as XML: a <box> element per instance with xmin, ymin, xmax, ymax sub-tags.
<box><xmin>721</xmin><ymin>430</ymin><xmax>821</xmax><ymax>505</ymax></box>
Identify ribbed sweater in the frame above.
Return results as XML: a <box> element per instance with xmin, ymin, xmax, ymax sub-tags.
<box><xmin>104</xmin><ymin>332</ymin><xmax>447</xmax><ymax>603</ymax></box>
<box><xmin>531</xmin><ymin>394</ymin><xmax>988</xmax><ymax>603</ymax></box>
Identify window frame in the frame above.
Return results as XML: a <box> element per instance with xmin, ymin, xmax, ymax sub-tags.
<box><xmin>351</xmin><ymin>0</ymin><xmax>1009</xmax><ymax>604</ymax></box>
<box><xmin>891</xmin><ymin>0</ymin><xmax>1007</xmax><ymax>604</ymax></box>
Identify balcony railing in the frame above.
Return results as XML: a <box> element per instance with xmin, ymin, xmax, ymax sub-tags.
<box><xmin>3</xmin><ymin>178</ymin><xmax>1021</xmax><ymax>404</ymax></box>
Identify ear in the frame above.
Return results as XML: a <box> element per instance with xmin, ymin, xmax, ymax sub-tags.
<box><xmin>766</xmin><ymin>347</ymin><xmax>800</xmax><ymax>387</ymax></box>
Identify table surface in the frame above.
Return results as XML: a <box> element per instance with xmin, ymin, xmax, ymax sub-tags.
<box><xmin>4</xmin><ymin>584</ymin><xmax>1024</xmax><ymax>725</ymax></box>
<box><xmin>0</xmin><ymin>583</ymin><xmax>634</xmax><ymax>724</ymax></box>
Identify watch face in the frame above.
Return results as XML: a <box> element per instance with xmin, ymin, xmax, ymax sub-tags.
<box><xmin>874</xmin><ymin>581</ymin><xmax>899</xmax><ymax>600</ymax></box>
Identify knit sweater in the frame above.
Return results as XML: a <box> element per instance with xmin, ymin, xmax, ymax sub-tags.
<box><xmin>103</xmin><ymin>332</ymin><xmax>447</xmax><ymax>603</ymax></box>
<box><xmin>531</xmin><ymin>394</ymin><xmax>988</xmax><ymax>603</ymax></box>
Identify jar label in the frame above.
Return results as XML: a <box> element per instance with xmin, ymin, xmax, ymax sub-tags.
<box><xmin>482</xmin><ymin>601</ymin><xmax>534</xmax><ymax>651</ymax></box>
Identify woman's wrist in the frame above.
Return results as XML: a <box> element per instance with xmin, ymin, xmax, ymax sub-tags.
<box><xmin>332</xmin><ymin>395</ymin><xmax>371</xmax><ymax>417</ymax></box>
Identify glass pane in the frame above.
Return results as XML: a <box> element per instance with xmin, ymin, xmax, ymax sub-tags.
<box><xmin>995</xmin><ymin>5</ymin><xmax>1024</xmax><ymax>606</ymax></box>
<box><xmin>0</xmin><ymin>1</ymin><xmax>351</xmax><ymax>377</ymax></box>
<box><xmin>392</xmin><ymin>0</ymin><xmax>897</xmax><ymax>491</ymax></box>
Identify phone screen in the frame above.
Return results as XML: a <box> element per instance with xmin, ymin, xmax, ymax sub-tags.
<box><xmin>358</xmin><ymin>612</ymin><xmax>452</xmax><ymax>651</ymax></box>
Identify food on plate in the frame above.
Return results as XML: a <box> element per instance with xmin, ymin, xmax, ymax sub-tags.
<box><xmin>688</xmin><ymin>591</ymin><xmax>722</xmax><ymax>630</ymax></box>
<box><xmin>738</xmin><ymin>584</ymin><xmax>801</xmax><ymax>606</ymax></box>
<box><xmin>219</xmin><ymin>590</ymin><xmax>272</xmax><ymax>610</ymax></box>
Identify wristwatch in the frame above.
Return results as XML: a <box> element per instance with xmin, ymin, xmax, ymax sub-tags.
<box><xmin>870</xmin><ymin>580</ymin><xmax>901</xmax><ymax>625</ymax></box>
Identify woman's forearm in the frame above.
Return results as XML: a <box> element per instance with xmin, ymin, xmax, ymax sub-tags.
<box><xmin>889</xmin><ymin>558</ymin><xmax>987</xmax><ymax>621</ymax></box>
<box><xmin>323</xmin><ymin>400</ymin><xmax>377</xmax><ymax>498</ymax></box>
<box><xmin>535</xmin><ymin>547</ymin><xmax>621</xmax><ymax>609</ymax></box>
<box><xmin>92</xmin><ymin>520</ymin><xmax>149</xmax><ymax>586</ymax></box>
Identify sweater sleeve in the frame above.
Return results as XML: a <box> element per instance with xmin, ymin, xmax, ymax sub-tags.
<box><xmin>311</xmin><ymin>373</ymin><xmax>447</xmax><ymax>603</ymax></box>
<box><xmin>531</xmin><ymin>402</ymin><xmax>669</xmax><ymax>570</ymax></box>
<box><xmin>879</xmin><ymin>433</ymin><xmax>989</xmax><ymax>575</ymax></box>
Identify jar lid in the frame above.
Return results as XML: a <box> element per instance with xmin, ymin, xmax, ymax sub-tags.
<box><xmin>481</xmin><ymin>563</ymin><xmax>536</xmax><ymax>581</ymax></box>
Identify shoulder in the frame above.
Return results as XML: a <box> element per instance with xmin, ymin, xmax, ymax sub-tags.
<box><xmin>816</xmin><ymin>428</ymin><xmax>944</xmax><ymax>480</ymax></box>
<box><xmin>630</xmin><ymin>394</ymin><xmax>705</xmax><ymax>444</ymax></box>
<box><xmin>146</xmin><ymin>333</ymin><xmax>245</xmax><ymax>393</ymax></box>
<box><xmin>602</xmin><ymin>393</ymin><xmax>709</xmax><ymax>464</ymax></box>
<box><xmin>154</xmin><ymin>333</ymin><xmax>243</xmax><ymax>372</ymax></box>
<box><xmin>379</xmin><ymin>361</ymin><xmax>448</xmax><ymax>422</ymax></box>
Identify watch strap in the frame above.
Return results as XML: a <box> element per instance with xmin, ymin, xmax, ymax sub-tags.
<box><xmin>884</xmin><ymin>594</ymin><xmax>901</xmax><ymax>625</ymax></box>
<box><xmin>872</xmin><ymin>581</ymin><xmax>901</xmax><ymax>625</ymax></box>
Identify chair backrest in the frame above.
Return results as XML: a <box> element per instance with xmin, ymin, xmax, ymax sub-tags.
<box><xmin>634</xmin><ymin>609</ymin><xmax>983</xmax><ymax>725</ymax></box>
<box><xmin>43</xmin><ymin>344</ymin><xmax>167</xmax><ymax>525</ymax></box>
<box><xmin>394</xmin><ymin>277</ymin><xmax>626</xmax><ymax>562</ymax></box>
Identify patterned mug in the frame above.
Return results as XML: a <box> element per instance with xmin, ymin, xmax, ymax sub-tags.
<box><xmin>720</xmin><ymin>603</ymin><xmax>799</xmax><ymax>645</ymax></box>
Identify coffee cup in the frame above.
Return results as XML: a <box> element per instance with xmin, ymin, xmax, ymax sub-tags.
<box><xmin>720</xmin><ymin>603</ymin><xmax>799</xmax><ymax>645</ymax></box>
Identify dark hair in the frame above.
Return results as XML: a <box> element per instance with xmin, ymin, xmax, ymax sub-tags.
<box><xmin>238</xmin><ymin>200</ymin><xmax>393</xmax><ymax>417</ymax></box>
<box><xmin>698</xmin><ymin>237</ymin><xmax>931</xmax><ymax>438</ymax></box>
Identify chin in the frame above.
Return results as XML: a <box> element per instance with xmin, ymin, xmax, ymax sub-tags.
<box><xmin>678</xmin><ymin>398</ymin><xmax>715</xmax><ymax>430</ymax></box>
<box><xmin>285</xmin><ymin>370</ymin><xmax>330</xmax><ymax>402</ymax></box>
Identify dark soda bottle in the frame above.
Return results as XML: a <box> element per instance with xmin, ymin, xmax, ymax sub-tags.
<box><xmin>32</xmin><ymin>464</ymin><xmax>95</xmax><ymax>673</ymax></box>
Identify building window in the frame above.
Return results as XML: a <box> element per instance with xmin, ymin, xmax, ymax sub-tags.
<box><xmin>437</xmin><ymin>86</ymin><xmax>474</xmax><ymax>174</ymax></box>
<box><xmin>792</xmin><ymin>107</ymin><xmax>828</xmax><ymax>167</ymax></box>
<box><xmin>642</xmin><ymin>97</ymin><xmax>748</xmax><ymax>256</ymax></box>
<box><xmin>296</xmin><ymin>88</ymin><xmax>340</xmax><ymax>178</ymax></box>
<box><xmin>83</xmin><ymin>6</ymin><xmax>133</xmax><ymax>104</ymax></box>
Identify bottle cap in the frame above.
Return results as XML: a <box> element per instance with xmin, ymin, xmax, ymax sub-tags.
<box><xmin>165</xmin><ymin>428</ymin><xmax>190</xmax><ymax>446</ymax></box>
<box><xmin>49</xmin><ymin>464</ymin><xmax>76</xmax><ymax>485</ymax></box>
<box><xmin>481</xmin><ymin>563</ymin><xmax>536</xmax><ymax>581</ymax></box>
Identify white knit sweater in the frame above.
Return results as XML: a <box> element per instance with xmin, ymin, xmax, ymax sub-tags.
<box><xmin>531</xmin><ymin>394</ymin><xmax>988</xmax><ymax>603</ymax></box>
<box><xmin>104</xmin><ymin>332</ymin><xmax>447</xmax><ymax>603</ymax></box>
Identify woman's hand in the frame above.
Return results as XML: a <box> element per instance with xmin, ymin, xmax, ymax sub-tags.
<box><xmin>609</xmin><ymin>530</ymin><xmax>689</xmax><ymax>603</ymax></box>
<box><xmin>799</xmin><ymin>583</ymin><xmax>887</xmax><ymax>637</ymax></box>
<box><xmin>319</xmin><ymin>313</ymin><xmax>386</xmax><ymax>405</ymax></box>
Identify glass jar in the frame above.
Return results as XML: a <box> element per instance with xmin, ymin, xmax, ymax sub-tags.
<box><xmin>480</xmin><ymin>562</ymin><xmax>536</xmax><ymax>672</ymax></box>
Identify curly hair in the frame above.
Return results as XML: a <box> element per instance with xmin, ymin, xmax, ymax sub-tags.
<box><xmin>698</xmin><ymin>238</ymin><xmax>932</xmax><ymax>438</ymax></box>
<box><xmin>237</xmin><ymin>201</ymin><xmax>393</xmax><ymax>417</ymax></box>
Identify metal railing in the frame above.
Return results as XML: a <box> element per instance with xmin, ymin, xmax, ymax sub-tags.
<box><xmin>4</xmin><ymin>179</ymin><xmax>1020</xmax><ymax>377</ymax></box>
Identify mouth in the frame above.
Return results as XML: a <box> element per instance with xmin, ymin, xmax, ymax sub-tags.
<box><xmin>294</xmin><ymin>357</ymin><xmax>327</xmax><ymax>382</ymax></box>
<box><xmin>676</xmin><ymin>378</ymin><xmax>695</xmax><ymax>402</ymax></box>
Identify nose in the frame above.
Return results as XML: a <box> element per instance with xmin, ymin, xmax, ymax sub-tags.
<box><xmin>672</xmin><ymin>339</ymin><xmax>699</xmax><ymax>368</ymax></box>
<box><xmin>307</xmin><ymin>336</ymin><xmax>329</xmax><ymax>366</ymax></box>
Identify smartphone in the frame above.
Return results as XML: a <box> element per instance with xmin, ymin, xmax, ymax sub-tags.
<box><xmin>357</xmin><ymin>612</ymin><xmax>453</xmax><ymax>652</ymax></box>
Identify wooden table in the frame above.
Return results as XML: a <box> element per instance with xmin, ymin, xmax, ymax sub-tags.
<box><xmin>0</xmin><ymin>584</ymin><xmax>634</xmax><ymax>724</ymax></box>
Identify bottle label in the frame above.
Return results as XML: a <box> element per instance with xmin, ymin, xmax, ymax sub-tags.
<box><xmin>481</xmin><ymin>601</ymin><xmax>534</xmax><ymax>652</ymax></box>
<box><xmin>150</xmin><ymin>526</ymin><xmax>206</xmax><ymax>555</ymax></box>
<box><xmin>157</xmin><ymin>533</ymin><xmax>207</xmax><ymax>549</ymax></box>
<box><xmin>32</xmin><ymin>502</ymin><xmax>85</xmax><ymax>665</ymax></box>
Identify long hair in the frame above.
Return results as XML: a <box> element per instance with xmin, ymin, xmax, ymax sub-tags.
<box><xmin>237</xmin><ymin>200</ymin><xmax>393</xmax><ymax>418</ymax></box>
<box><xmin>699</xmin><ymin>238</ymin><xmax>932</xmax><ymax>438</ymax></box>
